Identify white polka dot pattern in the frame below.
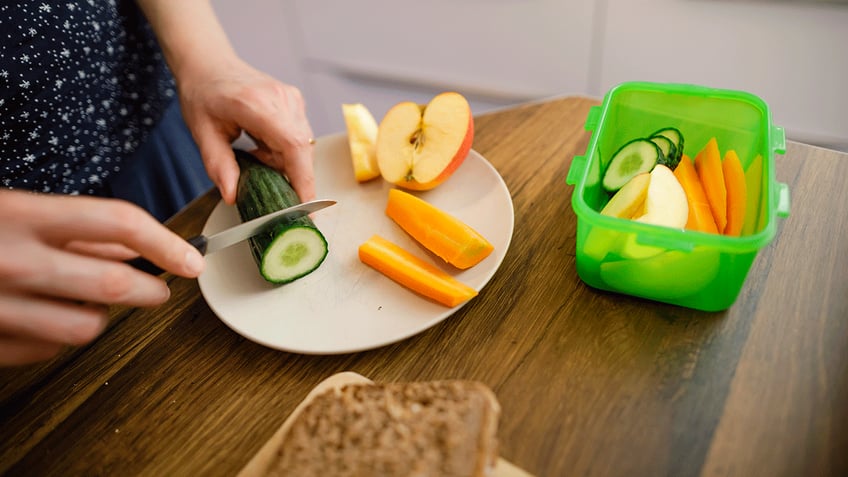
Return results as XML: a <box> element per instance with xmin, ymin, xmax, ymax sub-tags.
<box><xmin>0</xmin><ymin>1</ymin><xmax>176</xmax><ymax>195</ymax></box>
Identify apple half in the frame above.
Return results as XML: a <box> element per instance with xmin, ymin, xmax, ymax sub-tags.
<box><xmin>376</xmin><ymin>92</ymin><xmax>474</xmax><ymax>191</ymax></box>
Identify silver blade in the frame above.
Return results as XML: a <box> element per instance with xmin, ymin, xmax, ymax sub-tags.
<box><xmin>204</xmin><ymin>199</ymin><xmax>336</xmax><ymax>254</ymax></box>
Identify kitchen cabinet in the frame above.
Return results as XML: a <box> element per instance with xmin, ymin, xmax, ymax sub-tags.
<box><xmin>212</xmin><ymin>0</ymin><xmax>598</xmax><ymax>135</ymax></box>
<box><xmin>288</xmin><ymin>0</ymin><xmax>599</xmax><ymax>135</ymax></box>
<box><xmin>212</xmin><ymin>0</ymin><xmax>847</xmax><ymax>150</ymax></box>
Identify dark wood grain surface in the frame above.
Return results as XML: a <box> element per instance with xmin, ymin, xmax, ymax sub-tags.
<box><xmin>2</xmin><ymin>96</ymin><xmax>846</xmax><ymax>477</ymax></box>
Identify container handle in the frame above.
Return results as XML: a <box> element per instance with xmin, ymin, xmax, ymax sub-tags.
<box><xmin>566</xmin><ymin>155</ymin><xmax>586</xmax><ymax>185</ymax></box>
<box><xmin>584</xmin><ymin>106</ymin><xmax>601</xmax><ymax>131</ymax></box>
<box><xmin>776</xmin><ymin>182</ymin><xmax>790</xmax><ymax>217</ymax></box>
<box><xmin>772</xmin><ymin>126</ymin><xmax>786</xmax><ymax>155</ymax></box>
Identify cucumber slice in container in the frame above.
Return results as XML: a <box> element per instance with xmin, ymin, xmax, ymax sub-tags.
<box><xmin>602</xmin><ymin>138</ymin><xmax>660</xmax><ymax>192</ymax></box>
<box><xmin>235</xmin><ymin>151</ymin><xmax>329</xmax><ymax>284</ymax></box>
<box><xmin>649</xmin><ymin>135</ymin><xmax>680</xmax><ymax>169</ymax></box>
<box><xmin>650</xmin><ymin>127</ymin><xmax>684</xmax><ymax>162</ymax></box>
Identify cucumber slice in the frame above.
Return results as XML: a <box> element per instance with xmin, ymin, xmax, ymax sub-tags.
<box><xmin>235</xmin><ymin>151</ymin><xmax>329</xmax><ymax>284</ymax></box>
<box><xmin>650</xmin><ymin>127</ymin><xmax>684</xmax><ymax>161</ymax></box>
<box><xmin>602</xmin><ymin>138</ymin><xmax>659</xmax><ymax>192</ymax></box>
<box><xmin>259</xmin><ymin>225</ymin><xmax>329</xmax><ymax>283</ymax></box>
<box><xmin>650</xmin><ymin>135</ymin><xmax>680</xmax><ymax>169</ymax></box>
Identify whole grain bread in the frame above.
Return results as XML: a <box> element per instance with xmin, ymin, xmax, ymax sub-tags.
<box><xmin>264</xmin><ymin>380</ymin><xmax>501</xmax><ymax>477</ymax></box>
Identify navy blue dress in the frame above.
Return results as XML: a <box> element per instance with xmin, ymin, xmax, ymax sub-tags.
<box><xmin>0</xmin><ymin>1</ymin><xmax>212</xmax><ymax>221</ymax></box>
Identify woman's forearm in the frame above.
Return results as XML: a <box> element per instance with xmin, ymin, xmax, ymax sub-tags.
<box><xmin>135</xmin><ymin>0</ymin><xmax>240</xmax><ymax>85</ymax></box>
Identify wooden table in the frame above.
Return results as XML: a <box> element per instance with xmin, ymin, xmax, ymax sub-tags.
<box><xmin>2</xmin><ymin>96</ymin><xmax>847</xmax><ymax>477</ymax></box>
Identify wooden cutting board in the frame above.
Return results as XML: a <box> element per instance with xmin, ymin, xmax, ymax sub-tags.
<box><xmin>238</xmin><ymin>372</ymin><xmax>533</xmax><ymax>477</ymax></box>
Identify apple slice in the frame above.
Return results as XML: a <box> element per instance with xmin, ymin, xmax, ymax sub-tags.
<box><xmin>342</xmin><ymin>103</ymin><xmax>381</xmax><ymax>182</ymax></box>
<box><xmin>600</xmin><ymin>172</ymin><xmax>650</xmax><ymax>219</ymax></box>
<box><xmin>634</xmin><ymin>164</ymin><xmax>688</xmax><ymax>228</ymax></box>
<box><xmin>376</xmin><ymin>92</ymin><xmax>474</xmax><ymax>191</ymax></box>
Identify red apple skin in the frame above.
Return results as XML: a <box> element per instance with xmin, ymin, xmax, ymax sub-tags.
<box><xmin>392</xmin><ymin>114</ymin><xmax>474</xmax><ymax>191</ymax></box>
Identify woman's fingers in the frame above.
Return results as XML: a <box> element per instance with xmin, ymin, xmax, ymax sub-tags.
<box><xmin>250</xmin><ymin>147</ymin><xmax>316</xmax><ymax>203</ymax></box>
<box><xmin>0</xmin><ymin>190</ymin><xmax>201</xmax><ymax>367</ymax></box>
<box><xmin>193</xmin><ymin>120</ymin><xmax>241</xmax><ymax>205</ymax></box>
<box><xmin>230</xmin><ymin>84</ymin><xmax>316</xmax><ymax>200</ymax></box>
<box><xmin>7</xmin><ymin>193</ymin><xmax>205</xmax><ymax>278</ymax></box>
<box><xmin>0</xmin><ymin>336</ymin><xmax>65</xmax><ymax>367</ymax></box>
<box><xmin>7</xmin><ymin>242</ymin><xmax>172</xmax><ymax>307</ymax></box>
<box><xmin>0</xmin><ymin>294</ymin><xmax>108</xmax><ymax>346</ymax></box>
<box><xmin>65</xmin><ymin>240</ymin><xmax>142</xmax><ymax>261</ymax></box>
<box><xmin>180</xmin><ymin>67</ymin><xmax>317</xmax><ymax>203</ymax></box>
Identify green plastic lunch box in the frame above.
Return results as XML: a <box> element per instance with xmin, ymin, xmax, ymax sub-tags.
<box><xmin>566</xmin><ymin>81</ymin><xmax>791</xmax><ymax>311</ymax></box>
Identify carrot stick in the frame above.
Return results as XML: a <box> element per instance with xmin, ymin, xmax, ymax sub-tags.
<box><xmin>694</xmin><ymin>137</ymin><xmax>727</xmax><ymax>233</ymax></box>
<box><xmin>674</xmin><ymin>154</ymin><xmax>718</xmax><ymax>234</ymax></box>
<box><xmin>385</xmin><ymin>188</ymin><xmax>493</xmax><ymax>269</ymax></box>
<box><xmin>358</xmin><ymin>235</ymin><xmax>478</xmax><ymax>307</ymax></box>
<box><xmin>722</xmin><ymin>150</ymin><xmax>747</xmax><ymax>236</ymax></box>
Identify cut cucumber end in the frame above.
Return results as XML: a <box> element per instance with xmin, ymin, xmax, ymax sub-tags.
<box><xmin>650</xmin><ymin>127</ymin><xmax>684</xmax><ymax>161</ymax></box>
<box><xmin>260</xmin><ymin>226</ymin><xmax>329</xmax><ymax>284</ymax></box>
<box><xmin>235</xmin><ymin>151</ymin><xmax>330</xmax><ymax>285</ymax></box>
<box><xmin>602</xmin><ymin>138</ymin><xmax>660</xmax><ymax>192</ymax></box>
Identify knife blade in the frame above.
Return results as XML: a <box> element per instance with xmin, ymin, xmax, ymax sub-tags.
<box><xmin>129</xmin><ymin>198</ymin><xmax>336</xmax><ymax>275</ymax></box>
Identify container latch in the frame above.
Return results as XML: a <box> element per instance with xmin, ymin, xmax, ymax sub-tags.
<box><xmin>776</xmin><ymin>182</ymin><xmax>790</xmax><ymax>217</ymax></box>
<box><xmin>566</xmin><ymin>155</ymin><xmax>586</xmax><ymax>186</ymax></box>
<box><xmin>772</xmin><ymin>126</ymin><xmax>786</xmax><ymax>155</ymax></box>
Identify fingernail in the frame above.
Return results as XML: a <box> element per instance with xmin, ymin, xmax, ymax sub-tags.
<box><xmin>185</xmin><ymin>249</ymin><xmax>206</xmax><ymax>276</ymax></box>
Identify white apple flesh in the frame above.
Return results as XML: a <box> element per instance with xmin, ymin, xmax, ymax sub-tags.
<box><xmin>634</xmin><ymin>164</ymin><xmax>689</xmax><ymax>229</ymax></box>
<box><xmin>600</xmin><ymin>172</ymin><xmax>650</xmax><ymax>219</ymax></box>
<box><xmin>342</xmin><ymin>103</ymin><xmax>380</xmax><ymax>182</ymax></box>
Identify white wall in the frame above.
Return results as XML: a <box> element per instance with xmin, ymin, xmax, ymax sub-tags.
<box><xmin>211</xmin><ymin>0</ymin><xmax>848</xmax><ymax>151</ymax></box>
<box><xmin>597</xmin><ymin>0</ymin><xmax>848</xmax><ymax>151</ymax></box>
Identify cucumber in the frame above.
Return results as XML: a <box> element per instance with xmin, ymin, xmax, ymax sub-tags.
<box><xmin>650</xmin><ymin>127</ymin><xmax>684</xmax><ymax>162</ymax></box>
<box><xmin>602</xmin><ymin>138</ymin><xmax>660</xmax><ymax>192</ymax></box>
<box><xmin>234</xmin><ymin>150</ymin><xmax>328</xmax><ymax>284</ymax></box>
<box><xmin>649</xmin><ymin>135</ymin><xmax>680</xmax><ymax>169</ymax></box>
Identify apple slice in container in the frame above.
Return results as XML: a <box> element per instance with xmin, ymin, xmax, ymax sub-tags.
<box><xmin>633</xmin><ymin>164</ymin><xmax>688</xmax><ymax>229</ymax></box>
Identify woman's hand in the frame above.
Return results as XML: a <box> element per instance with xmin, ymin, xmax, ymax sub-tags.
<box><xmin>178</xmin><ymin>58</ymin><xmax>316</xmax><ymax>205</ymax></box>
<box><xmin>0</xmin><ymin>190</ymin><xmax>205</xmax><ymax>366</ymax></box>
<box><xmin>136</xmin><ymin>0</ymin><xmax>316</xmax><ymax>205</ymax></box>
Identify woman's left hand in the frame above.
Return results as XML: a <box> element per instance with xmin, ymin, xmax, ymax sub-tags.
<box><xmin>136</xmin><ymin>0</ymin><xmax>317</xmax><ymax>205</ymax></box>
<box><xmin>177</xmin><ymin>58</ymin><xmax>316</xmax><ymax>205</ymax></box>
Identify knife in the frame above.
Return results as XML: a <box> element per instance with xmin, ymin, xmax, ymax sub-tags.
<box><xmin>128</xmin><ymin>198</ymin><xmax>336</xmax><ymax>275</ymax></box>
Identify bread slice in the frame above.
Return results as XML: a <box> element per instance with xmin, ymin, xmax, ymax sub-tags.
<box><xmin>240</xmin><ymin>372</ymin><xmax>534</xmax><ymax>477</ymax></box>
<box><xmin>240</xmin><ymin>372</ymin><xmax>501</xmax><ymax>477</ymax></box>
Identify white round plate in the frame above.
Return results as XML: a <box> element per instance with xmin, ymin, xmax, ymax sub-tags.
<box><xmin>197</xmin><ymin>132</ymin><xmax>514</xmax><ymax>354</ymax></box>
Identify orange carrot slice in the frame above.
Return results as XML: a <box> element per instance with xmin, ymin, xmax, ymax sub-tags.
<box><xmin>358</xmin><ymin>235</ymin><xmax>478</xmax><ymax>307</ymax></box>
<box><xmin>722</xmin><ymin>150</ymin><xmax>747</xmax><ymax>237</ymax></box>
<box><xmin>674</xmin><ymin>154</ymin><xmax>718</xmax><ymax>234</ymax></box>
<box><xmin>694</xmin><ymin>137</ymin><xmax>727</xmax><ymax>234</ymax></box>
<box><xmin>385</xmin><ymin>188</ymin><xmax>494</xmax><ymax>269</ymax></box>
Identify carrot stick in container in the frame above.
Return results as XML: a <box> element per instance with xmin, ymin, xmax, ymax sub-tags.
<box><xmin>674</xmin><ymin>154</ymin><xmax>718</xmax><ymax>234</ymax></box>
<box><xmin>722</xmin><ymin>150</ymin><xmax>747</xmax><ymax>237</ymax></box>
<box><xmin>694</xmin><ymin>138</ymin><xmax>727</xmax><ymax>234</ymax></box>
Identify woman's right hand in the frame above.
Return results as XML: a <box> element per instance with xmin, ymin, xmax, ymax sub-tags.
<box><xmin>0</xmin><ymin>190</ymin><xmax>206</xmax><ymax>366</ymax></box>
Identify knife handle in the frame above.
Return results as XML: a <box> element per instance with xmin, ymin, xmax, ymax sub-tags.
<box><xmin>126</xmin><ymin>235</ymin><xmax>208</xmax><ymax>275</ymax></box>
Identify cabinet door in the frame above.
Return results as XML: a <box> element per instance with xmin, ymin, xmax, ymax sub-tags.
<box><xmin>599</xmin><ymin>0</ymin><xmax>848</xmax><ymax>148</ymax></box>
<box><xmin>292</xmin><ymin>0</ymin><xmax>598</xmax><ymax>134</ymax></box>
